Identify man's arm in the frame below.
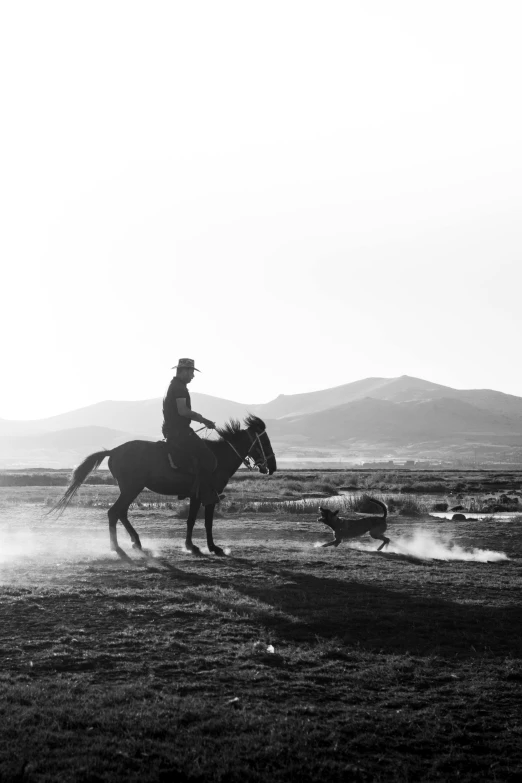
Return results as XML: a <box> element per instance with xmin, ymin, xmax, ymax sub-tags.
<box><xmin>176</xmin><ymin>398</ymin><xmax>216</xmax><ymax>429</ymax></box>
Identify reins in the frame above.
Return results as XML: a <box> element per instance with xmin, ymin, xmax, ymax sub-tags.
<box><xmin>205</xmin><ymin>426</ymin><xmax>272</xmax><ymax>471</ymax></box>
<box><xmin>223</xmin><ymin>432</ymin><xmax>254</xmax><ymax>470</ymax></box>
<box><xmin>249</xmin><ymin>429</ymin><xmax>271</xmax><ymax>471</ymax></box>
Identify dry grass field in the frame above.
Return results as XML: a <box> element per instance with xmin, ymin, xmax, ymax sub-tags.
<box><xmin>1</xmin><ymin>473</ymin><xmax>521</xmax><ymax>782</ymax></box>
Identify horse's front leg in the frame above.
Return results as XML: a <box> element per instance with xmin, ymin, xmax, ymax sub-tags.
<box><xmin>185</xmin><ymin>496</ymin><xmax>203</xmax><ymax>555</ymax></box>
<box><xmin>205</xmin><ymin>504</ymin><xmax>225</xmax><ymax>556</ymax></box>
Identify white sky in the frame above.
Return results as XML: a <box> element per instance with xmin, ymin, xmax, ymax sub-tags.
<box><xmin>1</xmin><ymin>0</ymin><xmax>521</xmax><ymax>420</ymax></box>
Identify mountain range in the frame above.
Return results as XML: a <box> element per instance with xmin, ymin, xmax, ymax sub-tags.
<box><xmin>2</xmin><ymin>375</ymin><xmax>522</xmax><ymax>467</ymax></box>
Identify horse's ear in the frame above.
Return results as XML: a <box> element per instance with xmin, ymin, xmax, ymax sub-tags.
<box><xmin>334</xmin><ymin>510</ymin><xmax>339</xmax><ymax>516</ymax></box>
<box><xmin>245</xmin><ymin>414</ymin><xmax>265</xmax><ymax>433</ymax></box>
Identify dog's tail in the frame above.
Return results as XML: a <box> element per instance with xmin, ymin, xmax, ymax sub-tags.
<box><xmin>367</xmin><ymin>497</ymin><xmax>387</xmax><ymax>519</ymax></box>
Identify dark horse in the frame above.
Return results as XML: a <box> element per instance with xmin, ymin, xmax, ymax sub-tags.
<box><xmin>51</xmin><ymin>415</ymin><xmax>276</xmax><ymax>558</ymax></box>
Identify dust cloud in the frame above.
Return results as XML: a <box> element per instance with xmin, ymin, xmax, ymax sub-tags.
<box><xmin>349</xmin><ymin>529</ymin><xmax>509</xmax><ymax>562</ymax></box>
<box><xmin>0</xmin><ymin>525</ymin><xmax>108</xmax><ymax>567</ymax></box>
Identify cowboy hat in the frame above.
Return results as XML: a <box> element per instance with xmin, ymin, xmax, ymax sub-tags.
<box><xmin>172</xmin><ymin>358</ymin><xmax>201</xmax><ymax>372</ymax></box>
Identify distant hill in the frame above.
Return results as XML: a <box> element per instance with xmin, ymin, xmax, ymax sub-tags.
<box><xmin>0</xmin><ymin>394</ymin><xmax>250</xmax><ymax>438</ymax></box>
<box><xmin>268</xmin><ymin>396</ymin><xmax>521</xmax><ymax>444</ymax></box>
<box><xmin>248</xmin><ymin>377</ymin><xmax>396</xmax><ymax>418</ymax></box>
<box><xmin>252</xmin><ymin>375</ymin><xmax>522</xmax><ymax>421</ymax></box>
<box><xmin>0</xmin><ymin>426</ymin><xmax>150</xmax><ymax>469</ymax></box>
<box><xmin>2</xmin><ymin>375</ymin><xmax>522</xmax><ymax>466</ymax></box>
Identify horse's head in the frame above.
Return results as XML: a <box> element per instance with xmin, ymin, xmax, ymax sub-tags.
<box><xmin>244</xmin><ymin>415</ymin><xmax>277</xmax><ymax>475</ymax></box>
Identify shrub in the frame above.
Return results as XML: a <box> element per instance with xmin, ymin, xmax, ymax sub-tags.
<box><xmin>285</xmin><ymin>482</ymin><xmax>305</xmax><ymax>492</ymax></box>
<box><xmin>343</xmin><ymin>493</ymin><xmax>385</xmax><ymax>513</ymax></box>
<box><xmin>432</xmin><ymin>502</ymin><xmax>449</xmax><ymax>512</ymax></box>
<box><xmin>453</xmin><ymin>482</ymin><xmax>467</xmax><ymax>492</ymax></box>
<box><xmin>409</xmin><ymin>482</ymin><xmax>447</xmax><ymax>493</ymax></box>
<box><xmin>385</xmin><ymin>495</ymin><xmax>426</xmax><ymax>517</ymax></box>
<box><xmin>226</xmin><ymin>503</ymin><xmax>239</xmax><ymax>514</ymax></box>
<box><xmin>318</xmin><ymin>483</ymin><xmax>339</xmax><ymax>495</ymax></box>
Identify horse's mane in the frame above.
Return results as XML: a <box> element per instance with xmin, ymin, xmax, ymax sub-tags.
<box><xmin>215</xmin><ymin>415</ymin><xmax>266</xmax><ymax>441</ymax></box>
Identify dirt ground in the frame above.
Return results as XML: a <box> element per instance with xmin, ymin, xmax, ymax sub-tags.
<box><xmin>1</xmin><ymin>493</ymin><xmax>521</xmax><ymax>782</ymax></box>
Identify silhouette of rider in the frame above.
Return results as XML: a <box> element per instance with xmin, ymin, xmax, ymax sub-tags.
<box><xmin>162</xmin><ymin>358</ymin><xmax>223</xmax><ymax>506</ymax></box>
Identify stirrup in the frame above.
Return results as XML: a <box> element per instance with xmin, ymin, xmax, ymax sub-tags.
<box><xmin>200</xmin><ymin>492</ymin><xmax>226</xmax><ymax>506</ymax></box>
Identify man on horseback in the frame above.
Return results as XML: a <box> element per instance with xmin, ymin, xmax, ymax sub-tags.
<box><xmin>162</xmin><ymin>358</ymin><xmax>224</xmax><ymax>506</ymax></box>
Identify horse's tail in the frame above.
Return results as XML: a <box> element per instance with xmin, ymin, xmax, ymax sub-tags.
<box><xmin>368</xmin><ymin>497</ymin><xmax>388</xmax><ymax>520</ymax></box>
<box><xmin>49</xmin><ymin>449</ymin><xmax>112</xmax><ymax>516</ymax></box>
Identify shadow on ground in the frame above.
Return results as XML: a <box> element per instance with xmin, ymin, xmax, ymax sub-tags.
<box><xmin>145</xmin><ymin>550</ymin><xmax>522</xmax><ymax>660</ymax></box>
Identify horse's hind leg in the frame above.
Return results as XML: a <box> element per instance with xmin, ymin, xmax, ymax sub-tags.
<box><xmin>108</xmin><ymin>501</ymin><xmax>120</xmax><ymax>552</ymax></box>
<box><xmin>120</xmin><ymin>508</ymin><xmax>143</xmax><ymax>551</ymax></box>
<box><xmin>108</xmin><ymin>488</ymin><xmax>143</xmax><ymax>555</ymax></box>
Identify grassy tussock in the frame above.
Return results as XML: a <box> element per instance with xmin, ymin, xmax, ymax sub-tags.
<box><xmin>34</xmin><ymin>469</ymin><xmax>522</xmax><ymax>520</ymax></box>
<box><xmin>39</xmin><ymin>489</ymin><xmax>431</xmax><ymax>518</ymax></box>
<box><xmin>224</xmin><ymin>492</ymin><xmax>427</xmax><ymax>517</ymax></box>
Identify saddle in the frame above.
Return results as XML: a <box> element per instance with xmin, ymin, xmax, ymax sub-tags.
<box><xmin>158</xmin><ymin>441</ymin><xmax>200</xmax><ymax>499</ymax></box>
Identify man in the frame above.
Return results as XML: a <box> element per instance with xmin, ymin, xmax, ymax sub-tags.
<box><xmin>162</xmin><ymin>358</ymin><xmax>223</xmax><ymax>506</ymax></box>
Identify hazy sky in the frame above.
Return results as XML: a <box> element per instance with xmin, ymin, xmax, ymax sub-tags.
<box><xmin>2</xmin><ymin>1</ymin><xmax>521</xmax><ymax>420</ymax></box>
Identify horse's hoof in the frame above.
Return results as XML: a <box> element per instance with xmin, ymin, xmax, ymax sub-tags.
<box><xmin>111</xmin><ymin>546</ymin><xmax>134</xmax><ymax>563</ymax></box>
<box><xmin>132</xmin><ymin>543</ymin><xmax>142</xmax><ymax>550</ymax></box>
<box><xmin>210</xmin><ymin>546</ymin><xmax>226</xmax><ymax>557</ymax></box>
<box><xmin>186</xmin><ymin>544</ymin><xmax>202</xmax><ymax>556</ymax></box>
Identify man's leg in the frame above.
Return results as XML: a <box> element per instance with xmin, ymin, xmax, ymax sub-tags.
<box><xmin>165</xmin><ymin>436</ymin><xmax>200</xmax><ymax>498</ymax></box>
<box><xmin>194</xmin><ymin>442</ymin><xmax>221</xmax><ymax>505</ymax></box>
<box><xmin>186</xmin><ymin>433</ymin><xmax>222</xmax><ymax>505</ymax></box>
<box><xmin>171</xmin><ymin>430</ymin><xmax>220</xmax><ymax>506</ymax></box>
<box><xmin>166</xmin><ymin>437</ymin><xmax>194</xmax><ymax>470</ymax></box>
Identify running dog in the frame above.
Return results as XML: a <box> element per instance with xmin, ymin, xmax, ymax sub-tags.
<box><xmin>318</xmin><ymin>498</ymin><xmax>390</xmax><ymax>550</ymax></box>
